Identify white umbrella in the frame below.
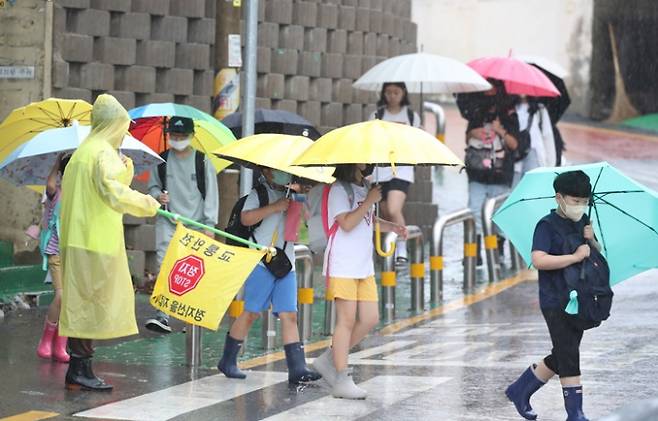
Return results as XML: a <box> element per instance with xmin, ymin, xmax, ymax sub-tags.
<box><xmin>0</xmin><ymin>121</ymin><xmax>163</xmax><ymax>186</ymax></box>
<box><xmin>514</xmin><ymin>54</ymin><xmax>568</xmax><ymax>79</ymax></box>
<box><xmin>353</xmin><ymin>52</ymin><xmax>492</xmax><ymax>93</ymax></box>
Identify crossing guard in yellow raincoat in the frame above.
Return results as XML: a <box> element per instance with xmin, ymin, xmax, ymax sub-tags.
<box><xmin>59</xmin><ymin>94</ymin><xmax>161</xmax><ymax>392</ymax></box>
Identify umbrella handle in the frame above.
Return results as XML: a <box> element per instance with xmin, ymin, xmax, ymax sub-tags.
<box><xmin>375</xmin><ymin>221</ymin><xmax>395</xmax><ymax>257</ymax></box>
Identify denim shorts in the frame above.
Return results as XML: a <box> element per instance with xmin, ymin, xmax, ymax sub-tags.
<box><xmin>243</xmin><ymin>264</ymin><xmax>297</xmax><ymax>315</ymax></box>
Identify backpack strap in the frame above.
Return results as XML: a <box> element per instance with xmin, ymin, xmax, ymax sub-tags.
<box><xmin>254</xmin><ymin>183</ymin><xmax>269</xmax><ymax>209</ymax></box>
<box><xmin>249</xmin><ymin>183</ymin><xmax>270</xmax><ymax>241</ymax></box>
<box><xmin>407</xmin><ymin>107</ymin><xmax>415</xmax><ymax>126</ymax></box>
<box><xmin>157</xmin><ymin>150</ymin><xmax>169</xmax><ymax>192</ymax></box>
<box><xmin>158</xmin><ymin>150</ymin><xmax>208</xmax><ymax>199</ymax></box>
<box><xmin>194</xmin><ymin>151</ymin><xmax>206</xmax><ymax>200</ymax></box>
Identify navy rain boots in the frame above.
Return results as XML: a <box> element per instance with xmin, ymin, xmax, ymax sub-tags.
<box><xmin>217</xmin><ymin>334</ymin><xmax>247</xmax><ymax>379</ymax></box>
<box><xmin>563</xmin><ymin>386</ymin><xmax>589</xmax><ymax>421</ymax></box>
<box><xmin>505</xmin><ymin>365</ymin><xmax>546</xmax><ymax>420</ymax></box>
<box><xmin>284</xmin><ymin>342</ymin><xmax>322</xmax><ymax>384</ymax></box>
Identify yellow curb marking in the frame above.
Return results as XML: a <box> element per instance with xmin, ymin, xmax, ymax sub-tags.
<box><xmin>0</xmin><ymin>411</ymin><xmax>59</xmax><ymax>421</ymax></box>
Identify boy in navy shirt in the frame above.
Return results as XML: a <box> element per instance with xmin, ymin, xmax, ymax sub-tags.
<box><xmin>506</xmin><ymin>171</ymin><xmax>598</xmax><ymax>421</ymax></box>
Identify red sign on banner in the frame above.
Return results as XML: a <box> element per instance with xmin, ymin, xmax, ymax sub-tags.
<box><xmin>168</xmin><ymin>255</ymin><xmax>205</xmax><ymax>296</ymax></box>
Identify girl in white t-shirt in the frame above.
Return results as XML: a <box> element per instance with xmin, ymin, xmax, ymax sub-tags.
<box><xmin>369</xmin><ymin>82</ymin><xmax>421</xmax><ymax>265</ymax></box>
<box><xmin>312</xmin><ymin>163</ymin><xmax>407</xmax><ymax>400</ymax></box>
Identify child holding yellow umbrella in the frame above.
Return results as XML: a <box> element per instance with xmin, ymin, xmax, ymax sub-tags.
<box><xmin>294</xmin><ymin>119</ymin><xmax>463</xmax><ymax>399</ymax></box>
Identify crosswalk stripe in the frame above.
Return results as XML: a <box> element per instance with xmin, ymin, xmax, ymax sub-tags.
<box><xmin>261</xmin><ymin>375</ymin><xmax>451</xmax><ymax>420</ymax></box>
<box><xmin>73</xmin><ymin>371</ymin><xmax>288</xmax><ymax>421</ymax></box>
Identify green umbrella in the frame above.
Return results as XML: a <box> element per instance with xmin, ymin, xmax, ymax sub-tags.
<box><xmin>493</xmin><ymin>162</ymin><xmax>658</xmax><ymax>285</ymax></box>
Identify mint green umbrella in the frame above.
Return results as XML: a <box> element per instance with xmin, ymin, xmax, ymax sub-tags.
<box><xmin>493</xmin><ymin>162</ymin><xmax>658</xmax><ymax>285</ymax></box>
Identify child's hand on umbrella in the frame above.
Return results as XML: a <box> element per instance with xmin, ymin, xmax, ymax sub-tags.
<box><xmin>583</xmin><ymin>225</ymin><xmax>594</xmax><ymax>241</ymax></box>
<box><xmin>393</xmin><ymin>224</ymin><xmax>408</xmax><ymax>240</ymax></box>
<box><xmin>157</xmin><ymin>191</ymin><xmax>169</xmax><ymax>205</ymax></box>
<box><xmin>272</xmin><ymin>197</ymin><xmax>290</xmax><ymax>212</ymax></box>
<box><xmin>573</xmin><ymin>244</ymin><xmax>591</xmax><ymax>262</ymax></box>
<box><xmin>366</xmin><ymin>185</ymin><xmax>382</xmax><ymax>205</ymax></box>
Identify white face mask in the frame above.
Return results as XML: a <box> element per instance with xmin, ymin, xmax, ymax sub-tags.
<box><xmin>168</xmin><ymin>138</ymin><xmax>191</xmax><ymax>151</ymax></box>
<box><xmin>559</xmin><ymin>197</ymin><xmax>587</xmax><ymax>222</ymax></box>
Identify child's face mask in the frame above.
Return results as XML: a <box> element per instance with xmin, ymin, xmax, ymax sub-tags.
<box><xmin>168</xmin><ymin>137</ymin><xmax>191</xmax><ymax>151</ymax></box>
<box><xmin>271</xmin><ymin>170</ymin><xmax>292</xmax><ymax>186</ymax></box>
<box><xmin>558</xmin><ymin>195</ymin><xmax>588</xmax><ymax>222</ymax></box>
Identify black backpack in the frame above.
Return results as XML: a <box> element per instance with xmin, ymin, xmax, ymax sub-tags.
<box><xmin>157</xmin><ymin>150</ymin><xmax>207</xmax><ymax>199</ymax></box>
<box><xmin>224</xmin><ymin>184</ymin><xmax>269</xmax><ymax>247</ymax></box>
<box><xmin>375</xmin><ymin>106</ymin><xmax>415</xmax><ymax>125</ymax></box>
<box><xmin>544</xmin><ymin>214</ymin><xmax>613</xmax><ymax>330</ymax></box>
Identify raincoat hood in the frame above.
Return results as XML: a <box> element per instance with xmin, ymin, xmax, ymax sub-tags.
<box><xmin>89</xmin><ymin>94</ymin><xmax>131</xmax><ymax>149</ymax></box>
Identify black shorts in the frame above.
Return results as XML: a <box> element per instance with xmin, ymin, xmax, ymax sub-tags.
<box><xmin>541</xmin><ymin>307</ymin><xmax>585</xmax><ymax>378</ymax></box>
<box><xmin>380</xmin><ymin>178</ymin><xmax>411</xmax><ymax>200</ymax></box>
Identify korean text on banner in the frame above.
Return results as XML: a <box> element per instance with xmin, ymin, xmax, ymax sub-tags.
<box><xmin>150</xmin><ymin>224</ymin><xmax>266</xmax><ymax>330</ymax></box>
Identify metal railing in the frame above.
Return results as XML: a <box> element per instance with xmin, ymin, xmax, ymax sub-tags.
<box><xmin>295</xmin><ymin>245</ymin><xmax>314</xmax><ymax>343</ymax></box>
<box><xmin>430</xmin><ymin>209</ymin><xmax>477</xmax><ymax>299</ymax></box>
<box><xmin>186</xmin><ymin>325</ymin><xmax>202</xmax><ymax>368</ymax></box>
<box><xmin>424</xmin><ymin>102</ymin><xmax>446</xmax><ymax>142</ymax></box>
<box><xmin>482</xmin><ymin>193</ymin><xmax>524</xmax><ymax>283</ymax></box>
<box><xmin>260</xmin><ymin>244</ymin><xmax>315</xmax><ymax>350</ymax></box>
<box><xmin>380</xmin><ymin>225</ymin><xmax>424</xmax><ymax>322</ymax></box>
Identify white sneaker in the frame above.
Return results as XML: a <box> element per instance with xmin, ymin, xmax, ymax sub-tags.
<box><xmin>332</xmin><ymin>369</ymin><xmax>367</xmax><ymax>400</ymax></box>
<box><xmin>312</xmin><ymin>348</ymin><xmax>338</xmax><ymax>387</ymax></box>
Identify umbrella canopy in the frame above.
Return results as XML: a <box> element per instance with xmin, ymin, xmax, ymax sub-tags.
<box><xmin>353</xmin><ymin>52</ymin><xmax>491</xmax><ymax>94</ymax></box>
<box><xmin>0</xmin><ymin>121</ymin><xmax>163</xmax><ymax>186</ymax></box>
<box><xmin>292</xmin><ymin>120</ymin><xmax>463</xmax><ymax>167</ymax></box>
<box><xmin>467</xmin><ymin>56</ymin><xmax>560</xmax><ymax>97</ymax></box>
<box><xmin>221</xmin><ymin>108</ymin><xmax>321</xmax><ymax>139</ymax></box>
<box><xmin>213</xmin><ymin>134</ymin><xmax>335</xmax><ymax>184</ymax></box>
<box><xmin>493</xmin><ymin>162</ymin><xmax>658</xmax><ymax>285</ymax></box>
<box><xmin>128</xmin><ymin>103</ymin><xmax>216</xmax><ymax>123</ymax></box>
<box><xmin>129</xmin><ymin>116</ymin><xmax>235</xmax><ymax>173</ymax></box>
<box><xmin>514</xmin><ymin>54</ymin><xmax>568</xmax><ymax>79</ymax></box>
<box><xmin>0</xmin><ymin>98</ymin><xmax>92</xmax><ymax>162</ymax></box>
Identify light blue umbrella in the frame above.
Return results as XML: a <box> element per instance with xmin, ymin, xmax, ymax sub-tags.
<box><xmin>128</xmin><ymin>103</ymin><xmax>216</xmax><ymax>122</ymax></box>
<box><xmin>0</xmin><ymin>121</ymin><xmax>163</xmax><ymax>186</ymax></box>
<box><xmin>493</xmin><ymin>162</ymin><xmax>658</xmax><ymax>285</ymax></box>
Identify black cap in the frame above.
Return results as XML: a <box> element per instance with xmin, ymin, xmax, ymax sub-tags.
<box><xmin>167</xmin><ymin>116</ymin><xmax>194</xmax><ymax>135</ymax></box>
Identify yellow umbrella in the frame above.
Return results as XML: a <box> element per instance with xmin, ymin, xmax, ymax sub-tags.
<box><xmin>213</xmin><ymin>133</ymin><xmax>335</xmax><ymax>184</ymax></box>
<box><xmin>0</xmin><ymin>98</ymin><xmax>92</xmax><ymax>161</ymax></box>
<box><xmin>293</xmin><ymin>120</ymin><xmax>464</xmax><ymax>256</ymax></box>
<box><xmin>192</xmin><ymin>120</ymin><xmax>235</xmax><ymax>173</ymax></box>
<box><xmin>293</xmin><ymin>119</ymin><xmax>463</xmax><ymax>167</ymax></box>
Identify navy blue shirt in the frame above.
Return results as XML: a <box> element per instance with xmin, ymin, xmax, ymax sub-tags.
<box><xmin>532</xmin><ymin>210</ymin><xmax>586</xmax><ymax>310</ymax></box>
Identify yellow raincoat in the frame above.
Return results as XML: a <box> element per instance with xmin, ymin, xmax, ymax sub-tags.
<box><xmin>59</xmin><ymin>95</ymin><xmax>160</xmax><ymax>339</ymax></box>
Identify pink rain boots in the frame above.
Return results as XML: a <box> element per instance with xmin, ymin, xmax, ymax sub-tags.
<box><xmin>37</xmin><ymin>320</ymin><xmax>70</xmax><ymax>363</ymax></box>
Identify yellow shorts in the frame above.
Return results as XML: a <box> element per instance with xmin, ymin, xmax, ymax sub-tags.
<box><xmin>327</xmin><ymin>276</ymin><xmax>378</xmax><ymax>302</ymax></box>
<box><xmin>47</xmin><ymin>254</ymin><xmax>62</xmax><ymax>290</ymax></box>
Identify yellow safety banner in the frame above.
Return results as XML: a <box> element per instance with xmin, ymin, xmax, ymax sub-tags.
<box><xmin>150</xmin><ymin>224</ymin><xmax>266</xmax><ymax>330</ymax></box>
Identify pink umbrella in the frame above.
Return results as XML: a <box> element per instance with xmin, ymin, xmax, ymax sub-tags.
<box><xmin>467</xmin><ymin>56</ymin><xmax>560</xmax><ymax>97</ymax></box>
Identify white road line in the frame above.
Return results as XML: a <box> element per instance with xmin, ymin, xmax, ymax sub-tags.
<box><xmin>74</xmin><ymin>370</ymin><xmax>288</xmax><ymax>421</ymax></box>
<box><xmin>261</xmin><ymin>375</ymin><xmax>452</xmax><ymax>421</ymax></box>
<box><xmin>346</xmin><ymin>340</ymin><xmax>417</xmax><ymax>360</ymax></box>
